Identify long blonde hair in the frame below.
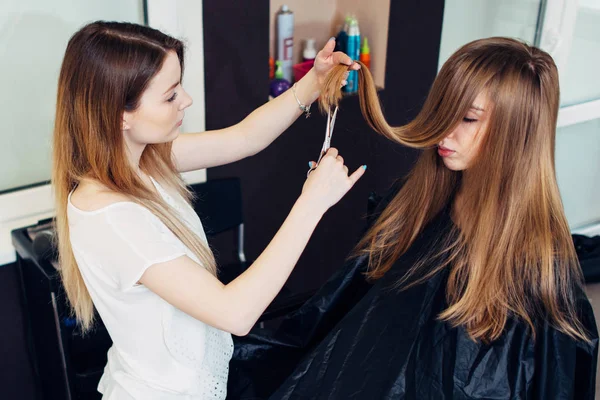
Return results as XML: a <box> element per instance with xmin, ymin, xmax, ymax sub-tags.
<box><xmin>321</xmin><ymin>37</ymin><xmax>588</xmax><ymax>343</ymax></box>
<box><xmin>52</xmin><ymin>21</ymin><xmax>217</xmax><ymax>332</ymax></box>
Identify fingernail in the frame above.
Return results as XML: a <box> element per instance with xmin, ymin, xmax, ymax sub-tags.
<box><xmin>329</xmin><ymin>36</ymin><xmax>336</xmax><ymax>41</ymax></box>
<box><xmin>362</xmin><ymin>165</ymin><xmax>367</xmax><ymax>170</ymax></box>
<box><xmin>341</xmin><ymin>80</ymin><xmax>347</xmax><ymax>85</ymax></box>
<box><xmin>308</xmin><ymin>162</ymin><xmax>313</xmax><ymax>168</ymax></box>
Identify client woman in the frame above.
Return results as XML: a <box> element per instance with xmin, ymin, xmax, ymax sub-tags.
<box><xmin>228</xmin><ymin>37</ymin><xmax>598</xmax><ymax>399</ymax></box>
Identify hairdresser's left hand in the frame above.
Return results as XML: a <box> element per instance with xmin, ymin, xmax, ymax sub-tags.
<box><xmin>313</xmin><ymin>37</ymin><xmax>361</xmax><ymax>87</ymax></box>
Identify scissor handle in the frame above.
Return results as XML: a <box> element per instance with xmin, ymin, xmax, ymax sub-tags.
<box><xmin>307</xmin><ymin>106</ymin><xmax>339</xmax><ymax>178</ymax></box>
<box><xmin>306</xmin><ymin>149</ymin><xmax>328</xmax><ymax>178</ymax></box>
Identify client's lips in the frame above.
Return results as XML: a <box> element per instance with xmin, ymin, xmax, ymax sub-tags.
<box><xmin>437</xmin><ymin>146</ymin><xmax>455</xmax><ymax>157</ymax></box>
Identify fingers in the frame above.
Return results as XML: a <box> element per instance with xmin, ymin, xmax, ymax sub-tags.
<box><xmin>331</xmin><ymin>51</ymin><xmax>354</xmax><ymax>67</ymax></box>
<box><xmin>331</xmin><ymin>52</ymin><xmax>361</xmax><ymax>70</ymax></box>
<box><xmin>324</xmin><ymin>147</ymin><xmax>339</xmax><ymax>158</ymax></box>
<box><xmin>349</xmin><ymin>165</ymin><xmax>367</xmax><ymax>185</ymax></box>
<box><xmin>320</xmin><ymin>37</ymin><xmax>336</xmax><ymax>58</ymax></box>
<box><xmin>311</xmin><ymin>149</ymin><xmax>366</xmax><ymax>187</ymax></box>
<box><xmin>308</xmin><ymin>150</ymin><xmax>340</xmax><ymax>171</ymax></box>
<box><xmin>341</xmin><ymin>71</ymin><xmax>349</xmax><ymax>87</ymax></box>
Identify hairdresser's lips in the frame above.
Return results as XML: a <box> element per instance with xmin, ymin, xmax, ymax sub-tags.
<box><xmin>437</xmin><ymin>145</ymin><xmax>455</xmax><ymax>157</ymax></box>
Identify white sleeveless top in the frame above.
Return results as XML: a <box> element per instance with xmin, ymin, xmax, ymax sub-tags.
<box><xmin>67</xmin><ymin>177</ymin><xmax>234</xmax><ymax>399</ymax></box>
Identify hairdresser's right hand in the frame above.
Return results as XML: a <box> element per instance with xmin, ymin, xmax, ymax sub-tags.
<box><xmin>301</xmin><ymin>148</ymin><xmax>366</xmax><ymax>214</ymax></box>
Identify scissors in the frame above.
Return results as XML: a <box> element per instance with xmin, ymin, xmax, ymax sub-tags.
<box><xmin>307</xmin><ymin>105</ymin><xmax>339</xmax><ymax>178</ymax></box>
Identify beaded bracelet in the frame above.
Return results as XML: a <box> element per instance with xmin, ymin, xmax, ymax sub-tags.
<box><xmin>291</xmin><ymin>83</ymin><xmax>311</xmax><ymax>118</ymax></box>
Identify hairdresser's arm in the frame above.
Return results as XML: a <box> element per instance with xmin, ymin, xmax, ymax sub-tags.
<box><xmin>140</xmin><ymin>149</ymin><xmax>366</xmax><ymax>336</ymax></box>
<box><xmin>171</xmin><ymin>40</ymin><xmax>358</xmax><ymax>173</ymax></box>
<box><xmin>141</xmin><ymin>197</ymin><xmax>318</xmax><ymax>337</ymax></box>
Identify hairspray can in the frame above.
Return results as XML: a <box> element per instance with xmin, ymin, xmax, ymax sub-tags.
<box><xmin>344</xmin><ymin>18</ymin><xmax>360</xmax><ymax>93</ymax></box>
<box><xmin>276</xmin><ymin>5</ymin><xmax>294</xmax><ymax>82</ymax></box>
<box><xmin>334</xmin><ymin>16</ymin><xmax>351</xmax><ymax>54</ymax></box>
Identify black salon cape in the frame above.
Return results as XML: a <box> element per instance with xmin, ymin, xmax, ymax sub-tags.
<box><xmin>227</xmin><ymin>184</ymin><xmax>599</xmax><ymax>399</ymax></box>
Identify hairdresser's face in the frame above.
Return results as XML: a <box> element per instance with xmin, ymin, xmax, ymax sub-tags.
<box><xmin>437</xmin><ymin>92</ymin><xmax>490</xmax><ymax>171</ymax></box>
<box><xmin>122</xmin><ymin>51</ymin><xmax>192</xmax><ymax>146</ymax></box>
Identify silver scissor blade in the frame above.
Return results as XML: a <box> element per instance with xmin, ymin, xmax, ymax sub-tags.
<box><xmin>321</xmin><ymin>107</ymin><xmax>332</xmax><ymax>152</ymax></box>
<box><xmin>323</xmin><ymin>106</ymin><xmax>338</xmax><ymax>151</ymax></box>
<box><xmin>329</xmin><ymin>106</ymin><xmax>339</xmax><ymax>138</ymax></box>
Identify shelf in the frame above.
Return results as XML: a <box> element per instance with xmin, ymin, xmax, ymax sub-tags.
<box><xmin>267</xmin><ymin>85</ymin><xmax>383</xmax><ymax>103</ymax></box>
<box><xmin>269</xmin><ymin>0</ymin><xmax>390</xmax><ymax>88</ymax></box>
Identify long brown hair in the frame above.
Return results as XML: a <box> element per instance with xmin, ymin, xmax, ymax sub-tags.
<box><xmin>321</xmin><ymin>37</ymin><xmax>588</xmax><ymax>343</ymax></box>
<box><xmin>52</xmin><ymin>21</ymin><xmax>217</xmax><ymax>332</ymax></box>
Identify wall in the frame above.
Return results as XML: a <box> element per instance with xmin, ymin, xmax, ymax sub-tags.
<box><xmin>0</xmin><ymin>0</ymin><xmax>144</xmax><ymax>192</ymax></box>
<box><xmin>438</xmin><ymin>0</ymin><xmax>540</xmax><ymax>69</ymax></box>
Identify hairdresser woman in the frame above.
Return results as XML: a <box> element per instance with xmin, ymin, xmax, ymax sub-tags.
<box><xmin>53</xmin><ymin>21</ymin><xmax>363</xmax><ymax>399</ymax></box>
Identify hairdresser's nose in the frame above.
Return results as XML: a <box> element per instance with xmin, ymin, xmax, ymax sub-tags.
<box><xmin>179</xmin><ymin>88</ymin><xmax>193</xmax><ymax>110</ymax></box>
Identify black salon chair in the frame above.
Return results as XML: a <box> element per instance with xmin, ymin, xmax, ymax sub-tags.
<box><xmin>189</xmin><ymin>177</ymin><xmax>250</xmax><ymax>284</ymax></box>
<box><xmin>12</xmin><ymin>220</ymin><xmax>110</xmax><ymax>400</ymax></box>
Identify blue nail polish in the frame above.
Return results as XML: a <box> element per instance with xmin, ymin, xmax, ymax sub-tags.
<box><xmin>308</xmin><ymin>162</ymin><xmax>313</xmax><ymax>168</ymax></box>
<box><xmin>362</xmin><ymin>165</ymin><xmax>367</xmax><ymax>170</ymax></box>
<box><xmin>329</xmin><ymin>36</ymin><xmax>336</xmax><ymax>41</ymax></box>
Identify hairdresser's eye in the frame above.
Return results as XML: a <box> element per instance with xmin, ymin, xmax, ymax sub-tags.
<box><xmin>167</xmin><ymin>92</ymin><xmax>178</xmax><ymax>102</ymax></box>
<box><xmin>463</xmin><ymin>117</ymin><xmax>477</xmax><ymax>123</ymax></box>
